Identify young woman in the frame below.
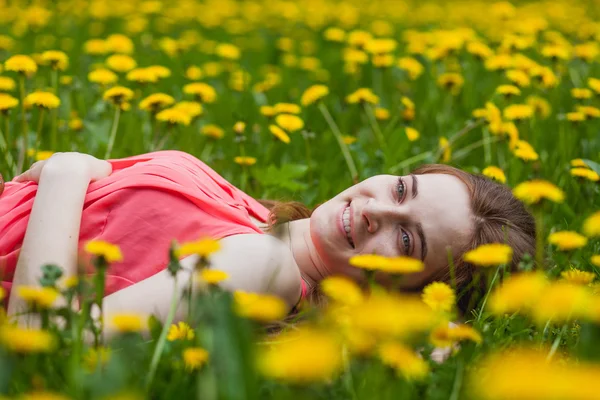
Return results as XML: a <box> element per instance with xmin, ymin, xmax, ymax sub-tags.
<box><xmin>0</xmin><ymin>150</ymin><xmax>536</xmax><ymax>324</ymax></box>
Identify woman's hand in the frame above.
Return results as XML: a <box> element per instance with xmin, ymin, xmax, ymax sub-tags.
<box><xmin>13</xmin><ymin>152</ymin><xmax>112</xmax><ymax>184</ymax></box>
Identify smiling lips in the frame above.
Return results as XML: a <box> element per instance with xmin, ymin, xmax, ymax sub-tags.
<box><xmin>342</xmin><ymin>204</ymin><xmax>355</xmax><ymax>248</ymax></box>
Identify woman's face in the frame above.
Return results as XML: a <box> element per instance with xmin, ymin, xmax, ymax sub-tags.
<box><xmin>309</xmin><ymin>173</ymin><xmax>474</xmax><ymax>288</ymax></box>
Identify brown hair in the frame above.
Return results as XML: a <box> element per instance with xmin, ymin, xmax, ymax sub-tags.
<box><xmin>258</xmin><ymin>164</ymin><xmax>536</xmax><ymax>313</ymax></box>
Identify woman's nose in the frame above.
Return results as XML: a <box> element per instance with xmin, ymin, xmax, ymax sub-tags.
<box><xmin>362</xmin><ymin>198</ymin><xmax>409</xmax><ymax>233</ymax></box>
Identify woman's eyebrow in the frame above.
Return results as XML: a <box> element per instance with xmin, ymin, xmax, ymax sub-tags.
<box><xmin>410</xmin><ymin>174</ymin><xmax>428</xmax><ymax>261</ymax></box>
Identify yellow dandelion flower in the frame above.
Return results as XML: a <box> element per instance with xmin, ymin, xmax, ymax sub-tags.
<box><xmin>183</xmin><ymin>347</ymin><xmax>209</xmax><ymax>371</ymax></box>
<box><xmin>548</xmin><ymin>231</ymin><xmax>588</xmax><ymax>251</ymax></box>
<box><xmin>439</xmin><ymin>136</ymin><xmax>451</xmax><ymax>162</ymax></box>
<box><xmin>273</xmin><ymin>103</ymin><xmax>301</xmax><ymax>115</ymax></box>
<box><xmin>374</xmin><ymin>107</ymin><xmax>390</xmax><ymax>121</ymax></box>
<box><xmin>571</xmin><ymin>88</ymin><xmax>593</xmax><ymax>99</ymax></box>
<box><xmin>437</xmin><ymin>73</ymin><xmax>464</xmax><ymax>94</ymax></box>
<box><xmin>260</xmin><ymin>105</ymin><xmax>276</xmax><ymax>117</ymax></box>
<box><xmin>106</xmin><ymin>34</ymin><xmax>134</xmax><ymax>54</ymax></box>
<box><xmin>201</xmin><ymin>124</ymin><xmax>224</xmax><ymax>139</ymax></box>
<box><xmin>275</xmin><ymin>114</ymin><xmax>304</xmax><ymax>132</ymax></box>
<box><xmin>126</xmin><ymin>67</ymin><xmax>158</xmax><ymax>84</ymax></box>
<box><xmin>504</xmin><ymin>104</ymin><xmax>534</xmax><ymax>120</ymax></box>
<box><xmin>24</xmin><ymin>91</ymin><xmax>60</xmax><ymax>109</ymax></box>
<box><xmin>215</xmin><ymin>43</ymin><xmax>241</xmax><ymax>60</ymax></box>
<box><xmin>496</xmin><ymin>85</ymin><xmax>521</xmax><ymax>97</ymax></box>
<box><xmin>234</xmin><ymin>156</ymin><xmax>257</xmax><ymax>166</ymax></box>
<box><xmin>0</xmin><ymin>287</ymin><xmax>5</xmax><ymax>302</ymax></box>
<box><xmin>342</xmin><ymin>135</ymin><xmax>357</xmax><ymax>145</ymax></box>
<box><xmin>173</xmin><ymin>101</ymin><xmax>203</xmax><ymax>119</ymax></box>
<box><xmin>506</xmin><ymin>69</ymin><xmax>530</xmax><ymax>87</ymax></box>
<box><xmin>5</xmin><ymin>55</ymin><xmax>37</xmax><ymax>75</ymax></box>
<box><xmin>139</xmin><ymin>93</ymin><xmax>175</xmax><ymax>112</ymax></box>
<box><xmin>84</xmin><ymin>346</ymin><xmax>111</xmax><ymax>371</ymax></box>
<box><xmin>0</xmin><ymin>326</ymin><xmax>55</xmax><ymax>353</ymax></box>
<box><xmin>256</xmin><ymin>327</ymin><xmax>342</xmax><ymax>383</ymax></box>
<box><xmin>571</xmin><ymin>167</ymin><xmax>599</xmax><ymax>182</ymax></box>
<box><xmin>324</xmin><ymin>27</ymin><xmax>346</xmax><ymax>42</ymax></box>
<box><xmin>400</xmin><ymin>126</ymin><xmax>418</xmax><ymax>142</ymax></box>
<box><xmin>84</xmin><ymin>39</ymin><xmax>108</xmax><ymax>55</ymax></box>
<box><xmin>348</xmin><ymin>254</ymin><xmax>389</xmax><ymax>271</ymax></box>
<box><xmin>88</xmin><ymin>68</ymin><xmax>118</xmax><ymax>86</ymax></box>
<box><xmin>111</xmin><ymin>313</ymin><xmax>145</xmax><ymax>333</ymax></box>
<box><xmin>512</xmin><ymin>140</ymin><xmax>539</xmax><ymax>162</ymax></box>
<box><xmin>526</xmin><ymin>95</ymin><xmax>551</xmax><ymax>118</ymax></box>
<box><xmin>346</xmin><ymin>88</ymin><xmax>379</xmax><ymax>104</ymax></box>
<box><xmin>105</xmin><ymin>54</ymin><xmax>137</xmax><ymax>73</ymax></box>
<box><xmin>84</xmin><ymin>240</ymin><xmax>123</xmax><ymax>262</ymax></box>
<box><xmin>17</xmin><ymin>286</ymin><xmax>59</xmax><ymax>309</ymax></box>
<box><xmin>577</xmin><ymin>105</ymin><xmax>600</xmax><ymax>118</ymax></box>
<box><xmin>321</xmin><ymin>276</ymin><xmax>364</xmax><ymax>305</ymax></box>
<box><xmin>176</xmin><ymin>237</ymin><xmax>221</xmax><ymax>258</ymax></box>
<box><xmin>583</xmin><ymin>211</ymin><xmax>600</xmax><ymax>237</ymax></box>
<box><xmin>167</xmin><ymin>322</ymin><xmax>195</xmax><ymax>341</ymax></box>
<box><xmin>397</xmin><ymin>57</ymin><xmax>424</xmax><ymax>80</ymax></box>
<box><xmin>422</xmin><ymin>282</ymin><xmax>455</xmax><ymax>312</ymax></box>
<box><xmin>561</xmin><ymin>269</ymin><xmax>595</xmax><ymax>285</ymax></box>
<box><xmin>532</xmin><ymin>281</ymin><xmax>591</xmax><ymax>323</ymax></box>
<box><xmin>570</xmin><ymin>158</ymin><xmax>589</xmax><ymax>168</ymax></box>
<box><xmin>300</xmin><ymin>84</ymin><xmax>329</xmax><ymax>106</ymax></box>
<box><xmin>567</xmin><ymin>111</ymin><xmax>586</xmax><ymax>122</ymax></box>
<box><xmin>183</xmin><ymin>82</ymin><xmax>216</xmax><ymax>103</ymax></box>
<box><xmin>60</xmin><ymin>76</ymin><xmax>73</xmax><ymax>86</ymax></box>
<box><xmin>35</xmin><ymin>151</ymin><xmax>54</xmax><ymax>161</ymax></box>
<box><xmin>198</xmin><ymin>269</ymin><xmax>229</xmax><ymax>285</ymax></box>
<box><xmin>269</xmin><ymin>124</ymin><xmax>291</xmax><ymax>144</ymax></box>
<box><xmin>513</xmin><ymin>180</ymin><xmax>565</xmax><ymax>204</ymax></box>
<box><xmin>147</xmin><ymin>65</ymin><xmax>171</xmax><ymax>79</ymax></box>
<box><xmin>102</xmin><ymin>86</ymin><xmax>134</xmax><ymax>105</ymax></box>
<box><xmin>41</xmin><ymin>50</ymin><xmax>68</xmax><ymax>71</ymax></box>
<box><xmin>156</xmin><ymin>107</ymin><xmax>191</xmax><ymax>126</ymax></box>
<box><xmin>0</xmin><ymin>94</ymin><xmax>19</xmax><ymax>112</ymax></box>
<box><xmin>379</xmin><ymin>342</ymin><xmax>429</xmax><ymax>380</ymax></box>
<box><xmin>488</xmin><ymin>272</ymin><xmax>548</xmax><ymax>315</ymax></box>
<box><xmin>0</xmin><ymin>76</ymin><xmax>16</xmax><ymax>92</ymax></box>
<box><xmin>233</xmin><ymin>121</ymin><xmax>246</xmax><ymax>134</ymax></box>
<box><xmin>464</xmin><ymin>243</ymin><xmax>513</xmax><ymax>267</ymax></box>
<box><xmin>482</xmin><ymin>166</ymin><xmax>507</xmax><ymax>183</ymax></box>
<box><xmin>185</xmin><ymin>65</ymin><xmax>203</xmax><ymax>80</ymax></box>
<box><xmin>233</xmin><ymin>291</ymin><xmax>287</xmax><ymax>322</ymax></box>
<box><xmin>588</xmin><ymin>77</ymin><xmax>600</xmax><ymax>94</ymax></box>
<box><xmin>592</xmin><ymin>255</ymin><xmax>600</xmax><ymax>267</ymax></box>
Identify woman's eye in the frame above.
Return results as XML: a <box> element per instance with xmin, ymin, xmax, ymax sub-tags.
<box><xmin>396</xmin><ymin>178</ymin><xmax>406</xmax><ymax>201</ymax></box>
<box><xmin>402</xmin><ymin>230</ymin><xmax>411</xmax><ymax>254</ymax></box>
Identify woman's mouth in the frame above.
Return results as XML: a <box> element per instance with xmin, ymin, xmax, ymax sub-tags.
<box><xmin>341</xmin><ymin>203</ymin><xmax>355</xmax><ymax>248</ymax></box>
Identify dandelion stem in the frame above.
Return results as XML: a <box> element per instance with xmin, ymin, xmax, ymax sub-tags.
<box><xmin>434</xmin><ymin>119</ymin><xmax>484</xmax><ymax>162</ymax></box>
<box><xmin>388</xmin><ymin>151</ymin><xmax>433</xmax><ymax>174</ymax></box>
<box><xmin>477</xmin><ymin>265</ymin><xmax>501</xmax><ymax>321</ymax></box>
<box><xmin>105</xmin><ymin>106</ymin><xmax>121</xmax><ymax>159</ymax></box>
<box><xmin>318</xmin><ymin>103</ymin><xmax>359</xmax><ymax>183</ymax></box>
<box><xmin>449</xmin><ymin>358</ymin><xmax>464</xmax><ymax>400</ymax></box>
<box><xmin>363</xmin><ymin>103</ymin><xmax>387</xmax><ymax>158</ymax></box>
<box><xmin>0</xmin><ymin>118</ymin><xmax>16</xmax><ymax>174</ymax></box>
<box><xmin>547</xmin><ymin>324</ymin><xmax>568</xmax><ymax>361</ymax></box>
<box><xmin>35</xmin><ymin>108</ymin><xmax>45</xmax><ymax>154</ymax></box>
<box><xmin>200</xmin><ymin>140</ymin><xmax>214</xmax><ymax>162</ymax></box>
<box><xmin>483</xmin><ymin>127</ymin><xmax>492</xmax><ymax>165</ymax></box>
<box><xmin>146</xmin><ymin>273</ymin><xmax>179</xmax><ymax>390</ymax></box>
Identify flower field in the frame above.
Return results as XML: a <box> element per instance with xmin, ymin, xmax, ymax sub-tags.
<box><xmin>1</xmin><ymin>0</ymin><xmax>600</xmax><ymax>398</ymax></box>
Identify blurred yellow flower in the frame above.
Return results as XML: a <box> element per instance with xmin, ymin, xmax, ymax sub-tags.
<box><xmin>185</xmin><ymin>65</ymin><xmax>203</xmax><ymax>81</ymax></box>
<box><xmin>496</xmin><ymin>85</ymin><xmax>521</xmax><ymax>97</ymax></box>
<box><xmin>198</xmin><ymin>269</ymin><xmax>229</xmax><ymax>285</ymax></box>
<box><xmin>561</xmin><ymin>269</ymin><xmax>595</xmax><ymax>285</ymax></box>
<box><xmin>482</xmin><ymin>166</ymin><xmax>506</xmax><ymax>183</ymax></box>
<box><xmin>570</xmin><ymin>158</ymin><xmax>589</xmax><ymax>168</ymax></box>
<box><xmin>183</xmin><ymin>347</ymin><xmax>209</xmax><ymax>371</ymax></box>
<box><xmin>84</xmin><ymin>346</ymin><xmax>111</xmax><ymax>371</ymax></box>
<box><xmin>215</xmin><ymin>43</ymin><xmax>241</xmax><ymax>60</ymax></box>
<box><xmin>260</xmin><ymin>105</ymin><xmax>276</xmax><ymax>117</ymax></box>
<box><xmin>405</xmin><ymin>126</ymin><xmax>420</xmax><ymax>141</ymax></box>
<box><xmin>17</xmin><ymin>286</ymin><xmax>59</xmax><ymax>309</ymax></box>
<box><xmin>167</xmin><ymin>322</ymin><xmax>195</xmax><ymax>341</ymax></box>
<box><xmin>139</xmin><ymin>93</ymin><xmax>175</xmax><ymax>112</ymax></box>
<box><xmin>437</xmin><ymin>73</ymin><xmax>464</xmax><ymax>94</ymax></box>
<box><xmin>106</xmin><ymin>34</ymin><xmax>134</xmax><ymax>54</ymax></box>
<box><xmin>571</xmin><ymin>88</ymin><xmax>593</xmax><ymax>99</ymax></box>
<box><xmin>349</xmin><ymin>254</ymin><xmax>424</xmax><ymax>273</ymax></box>
<box><xmin>147</xmin><ymin>65</ymin><xmax>171</xmax><ymax>79</ymax></box>
<box><xmin>583</xmin><ymin>211</ymin><xmax>600</xmax><ymax>237</ymax></box>
<box><xmin>571</xmin><ymin>167</ymin><xmax>599</xmax><ymax>181</ymax></box>
<box><xmin>0</xmin><ymin>76</ymin><xmax>16</xmax><ymax>92</ymax></box>
<box><xmin>348</xmin><ymin>30</ymin><xmax>372</xmax><ymax>49</ymax></box>
<box><xmin>234</xmin><ymin>156</ymin><xmax>257</xmax><ymax>166</ymax></box>
<box><xmin>257</xmin><ymin>327</ymin><xmax>342</xmax><ymax>383</ymax></box>
<box><xmin>233</xmin><ymin>291</ymin><xmax>287</xmax><ymax>322</ymax></box>
<box><xmin>324</xmin><ymin>27</ymin><xmax>346</xmax><ymax>42</ymax></box>
<box><xmin>397</xmin><ymin>57</ymin><xmax>424</xmax><ymax>80</ymax></box>
<box><xmin>103</xmin><ymin>86</ymin><xmax>134</xmax><ymax>105</ymax></box>
<box><xmin>346</xmin><ymin>88</ymin><xmax>379</xmax><ymax>104</ymax></box>
<box><xmin>430</xmin><ymin>323</ymin><xmax>482</xmax><ymax>348</ymax></box>
<box><xmin>513</xmin><ymin>180</ymin><xmax>565</xmax><ymax>204</ymax></box>
<box><xmin>126</xmin><ymin>67</ymin><xmax>158</xmax><ymax>84</ymax></box>
<box><xmin>464</xmin><ymin>243</ymin><xmax>513</xmax><ymax>267</ymax></box>
<box><xmin>532</xmin><ymin>281</ymin><xmax>591</xmax><ymax>323</ymax></box>
<box><xmin>275</xmin><ymin>114</ymin><xmax>304</xmax><ymax>132</ymax></box>
<box><xmin>233</xmin><ymin>121</ymin><xmax>246</xmax><ymax>134</ymax></box>
<box><xmin>321</xmin><ymin>276</ymin><xmax>364</xmax><ymax>305</ymax></box>
<box><xmin>156</xmin><ymin>107</ymin><xmax>192</xmax><ymax>126</ymax></box>
<box><xmin>84</xmin><ymin>39</ymin><xmax>109</xmax><ymax>55</ymax></box>
<box><xmin>183</xmin><ymin>82</ymin><xmax>216</xmax><ymax>103</ymax></box>
<box><xmin>269</xmin><ymin>124</ymin><xmax>291</xmax><ymax>144</ymax></box>
<box><xmin>176</xmin><ymin>237</ymin><xmax>221</xmax><ymax>258</ymax></box>
<box><xmin>0</xmin><ymin>326</ymin><xmax>55</xmax><ymax>353</ymax></box>
<box><xmin>201</xmin><ymin>124</ymin><xmax>224</xmax><ymax>139</ymax></box>
<box><xmin>506</xmin><ymin>69</ymin><xmax>530</xmax><ymax>87</ymax></box>
<box><xmin>566</xmin><ymin>111</ymin><xmax>586</xmax><ymax>122</ymax></box>
<box><xmin>0</xmin><ymin>94</ymin><xmax>19</xmax><ymax>112</ymax></box>
<box><xmin>88</xmin><ymin>68</ymin><xmax>118</xmax><ymax>85</ymax></box>
<box><xmin>5</xmin><ymin>55</ymin><xmax>37</xmax><ymax>75</ymax></box>
<box><xmin>576</xmin><ymin>105</ymin><xmax>600</xmax><ymax>119</ymax></box>
<box><xmin>588</xmin><ymin>77</ymin><xmax>600</xmax><ymax>93</ymax></box>
<box><xmin>439</xmin><ymin>136</ymin><xmax>451</xmax><ymax>162</ymax></box>
<box><xmin>526</xmin><ymin>95</ymin><xmax>551</xmax><ymax>118</ymax></box>
<box><xmin>174</xmin><ymin>101</ymin><xmax>203</xmax><ymax>119</ymax></box>
<box><xmin>512</xmin><ymin>140</ymin><xmax>539</xmax><ymax>162</ymax></box>
<box><xmin>422</xmin><ymin>282</ymin><xmax>455</xmax><ymax>312</ymax></box>
<box><xmin>488</xmin><ymin>272</ymin><xmax>548</xmax><ymax>315</ymax></box>
<box><xmin>548</xmin><ymin>231</ymin><xmax>588</xmax><ymax>251</ymax></box>
<box><xmin>503</xmin><ymin>104</ymin><xmax>534</xmax><ymax>120</ymax></box>
<box><xmin>374</xmin><ymin>107</ymin><xmax>390</xmax><ymax>120</ymax></box>
<box><xmin>592</xmin><ymin>255</ymin><xmax>600</xmax><ymax>267</ymax></box>
<box><xmin>41</xmin><ymin>50</ymin><xmax>68</xmax><ymax>71</ymax></box>
<box><xmin>273</xmin><ymin>103</ymin><xmax>301</xmax><ymax>115</ymax></box>
<box><xmin>342</xmin><ymin>135</ymin><xmax>357</xmax><ymax>144</ymax></box>
<box><xmin>106</xmin><ymin>54</ymin><xmax>137</xmax><ymax>73</ymax></box>
<box><xmin>300</xmin><ymin>84</ymin><xmax>329</xmax><ymax>106</ymax></box>
<box><xmin>24</xmin><ymin>91</ymin><xmax>60</xmax><ymax>109</ymax></box>
<box><xmin>378</xmin><ymin>342</ymin><xmax>429</xmax><ymax>380</ymax></box>
<box><xmin>111</xmin><ymin>313</ymin><xmax>145</xmax><ymax>333</ymax></box>
<box><xmin>85</xmin><ymin>240</ymin><xmax>123</xmax><ymax>262</ymax></box>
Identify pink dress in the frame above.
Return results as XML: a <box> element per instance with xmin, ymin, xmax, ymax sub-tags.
<box><xmin>0</xmin><ymin>150</ymin><xmax>273</xmax><ymax>302</ymax></box>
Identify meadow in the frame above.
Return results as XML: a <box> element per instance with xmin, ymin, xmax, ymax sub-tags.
<box><xmin>1</xmin><ymin>0</ymin><xmax>600</xmax><ymax>398</ymax></box>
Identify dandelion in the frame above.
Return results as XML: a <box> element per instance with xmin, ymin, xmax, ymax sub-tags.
<box><xmin>374</xmin><ymin>107</ymin><xmax>390</xmax><ymax>120</ymax></box>
<box><xmin>488</xmin><ymin>272</ymin><xmax>548</xmax><ymax>315</ymax></box>
<box><xmin>198</xmin><ymin>269</ymin><xmax>229</xmax><ymax>285</ymax></box>
<box><xmin>503</xmin><ymin>104</ymin><xmax>534</xmax><ymax>120</ymax></box>
<box><xmin>88</xmin><ymin>68</ymin><xmax>118</xmax><ymax>86</ymax></box>
<box><xmin>183</xmin><ymin>347</ymin><xmax>209</xmax><ymax>371</ymax></box>
<box><xmin>111</xmin><ymin>313</ymin><xmax>145</xmax><ymax>333</ymax></box>
<box><xmin>342</xmin><ymin>135</ymin><xmax>357</xmax><ymax>144</ymax></box>
<box><xmin>571</xmin><ymin>168</ymin><xmax>599</xmax><ymax>182</ymax></box>
<box><xmin>397</xmin><ymin>57</ymin><xmax>424</xmax><ymax>80</ymax></box>
<box><xmin>269</xmin><ymin>124</ymin><xmax>291</xmax><ymax>144</ymax></box>
<box><xmin>379</xmin><ymin>342</ymin><xmax>429</xmax><ymax>380</ymax></box>
<box><xmin>233</xmin><ymin>291</ymin><xmax>287</xmax><ymax>322</ymax></box>
<box><xmin>577</xmin><ymin>106</ymin><xmax>600</xmax><ymax>118</ymax></box>
<box><xmin>496</xmin><ymin>85</ymin><xmax>521</xmax><ymax>97</ymax></box>
<box><xmin>430</xmin><ymin>323</ymin><xmax>482</xmax><ymax>348</ymax></box>
<box><xmin>5</xmin><ymin>55</ymin><xmax>37</xmax><ymax>76</ymax></box>
<box><xmin>139</xmin><ymin>93</ymin><xmax>175</xmax><ymax>112</ymax></box>
<box><xmin>147</xmin><ymin>65</ymin><xmax>171</xmax><ymax>79</ymax></box>
<box><xmin>103</xmin><ymin>86</ymin><xmax>134</xmax><ymax>105</ymax></box>
<box><xmin>321</xmin><ymin>276</ymin><xmax>364</xmax><ymax>305</ymax></box>
<box><xmin>346</xmin><ymin>88</ymin><xmax>379</xmax><ymax>104</ymax></box>
<box><xmin>561</xmin><ymin>269</ymin><xmax>595</xmax><ymax>285</ymax></box>
<box><xmin>405</xmin><ymin>127</ymin><xmax>420</xmax><ymax>141</ymax></box>
<box><xmin>60</xmin><ymin>76</ymin><xmax>73</xmax><ymax>86</ymax></box>
<box><xmin>566</xmin><ymin>111</ymin><xmax>586</xmax><ymax>122</ymax></box>
<box><xmin>464</xmin><ymin>243</ymin><xmax>513</xmax><ymax>267</ymax></box>
<box><xmin>183</xmin><ymin>82</ymin><xmax>217</xmax><ymax>103</ymax></box>
<box><xmin>260</xmin><ymin>105</ymin><xmax>276</xmax><ymax>117</ymax></box>
<box><xmin>176</xmin><ymin>237</ymin><xmax>221</xmax><ymax>258</ymax></box>
<box><xmin>233</xmin><ymin>121</ymin><xmax>246</xmax><ymax>134</ymax></box>
<box><xmin>24</xmin><ymin>92</ymin><xmax>60</xmax><ymax>110</ymax></box>
<box><xmin>106</xmin><ymin>34</ymin><xmax>134</xmax><ymax>54</ymax></box>
<box><xmin>126</xmin><ymin>67</ymin><xmax>158</xmax><ymax>84</ymax></box>
<box><xmin>201</xmin><ymin>124</ymin><xmax>224</xmax><ymax>139</ymax></box>
<box><xmin>324</xmin><ymin>27</ymin><xmax>346</xmax><ymax>42</ymax></box>
<box><xmin>437</xmin><ymin>73</ymin><xmax>464</xmax><ymax>94</ymax></box>
<box><xmin>583</xmin><ymin>211</ymin><xmax>600</xmax><ymax>237</ymax></box>
<box><xmin>256</xmin><ymin>327</ymin><xmax>342</xmax><ymax>383</ymax></box>
<box><xmin>571</xmin><ymin>88</ymin><xmax>593</xmax><ymax>99</ymax></box>
<box><xmin>234</xmin><ymin>156</ymin><xmax>257</xmax><ymax>166</ymax></box>
<box><xmin>275</xmin><ymin>114</ymin><xmax>304</xmax><ymax>132</ymax></box>
<box><xmin>84</xmin><ymin>39</ymin><xmax>109</xmax><ymax>55</ymax></box>
<box><xmin>482</xmin><ymin>166</ymin><xmax>507</xmax><ymax>183</ymax></box>
<box><xmin>0</xmin><ymin>326</ymin><xmax>55</xmax><ymax>353</ymax></box>
<box><xmin>513</xmin><ymin>180</ymin><xmax>565</xmax><ymax>204</ymax></box>
<box><xmin>156</xmin><ymin>107</ymin><xmax>192</xmax><ymax>126</ymax></box>
<box><xmin>506</xmin><ymin>69</ymin><xmax>530</xmax><ymax>87</ymax></box>
<box><xmin>532</xmin><ymin>281</ymin><xmax>591</xmax><ymax>323</ymax></box>
<box><xmin>84</xmin><ymin>240</ymin><xmax>123</xmax><ymax>262</ymax></box>
<box><xmin>41</xmin><ymin>50</ymin><xmax>68</xmax><ymax>71</ymax></box>
<box><xmin>106</xmin><ymin>54</ymin><xmax>137</xmax><ymax>73</ymax></box>
<box><xmin>349</xmin><ymin>254</ymin><xmax>424</xmax><ymax>273</ymax></box>
<box><xmin>592</xmin><ymin>255</ymin><xmax>600</xmax><ymax>267</ymax></box>
<box><xmin>0</xmin><ymin>76</ymin><xmax>16</xmax><ymax>92</ymax></box>
<box><xmin>300</xmin><ymin>84</ymin><xmax>329</xmax><ymax>106</ymax></box>
<box><xmin>0</xmin><ymin>94</ymin><xmax>19</xmax><ymax>113</ymax></box>
<box><xmin>84</xmin><ymin>346</ymin><xmax>111</xmax><ymax>371</ymax></box>
<box><xmin>173</xmin><ymin>101</ymin><xmax>203</xmax><ymax>119</ymax></box>
<box><xmin>422</xmin><ymin>282</ymin><xmax>455</xmax><ymax>312</ymax></box>
<box><xmin>439</xmin><ymin>136</ymin><xmax>451</xmax><ymax>162</ymax></box>
<box><xmin>167</xmin><ymin>322</ymin><xmax>195</xmax><ymax>341</ymax></box>
<box><xmin>548</xmin><ymin>231</ymin><xmax>588</xmax><ymax>251</ymax></box>
<box><xmin>17</xmin><ymin>286</ymin><xmax>60</xmax><ymax>309</ymax></box>
<box><xmin>588</xmin><ymin>77</ymin><xmax>600</xmax><ymax>94</ymax></box>
<box><xmin>526</xmin><ymin>95</ymin><xmax>552</xmax><ymax>118</ymax></box>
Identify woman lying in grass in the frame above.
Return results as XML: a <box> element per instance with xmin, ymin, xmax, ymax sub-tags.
<box><xmin>0</xmin><ymin>150</ymin><xmax>535</xmax><ymax>329</ymax></box>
